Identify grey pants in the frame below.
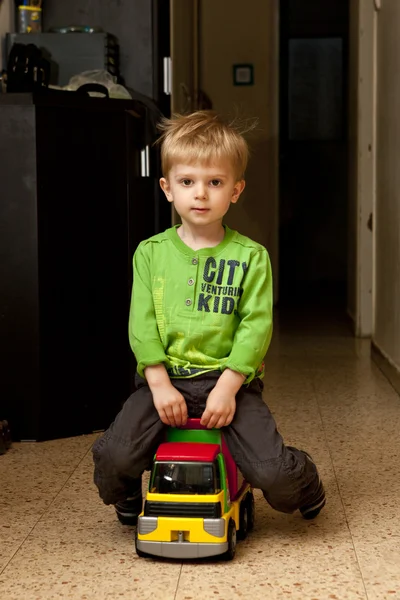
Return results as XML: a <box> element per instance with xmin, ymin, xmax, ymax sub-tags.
<box><xmin>92</xmin><ymin>372</ymin><xmax>320</xmax><ymax>514</ymax></box>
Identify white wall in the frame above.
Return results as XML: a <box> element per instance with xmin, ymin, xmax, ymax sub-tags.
<box><xmin>374</xmin><ymin>0</ymin><xmax>400</xmax><ymax>372</ymax></box>
<box><xmin>347</xmin><ymin>0</ymin><xmax>375</xmax><ymax>337</ymax></box>
<box><xmin>0</xmin><ymin>0</ymin><xmax>13</xmax><ymax>70</ymax></box>
<box><xmin>199</xmin><ymin>0</ymin><xmax>279</xmax><ymax>300</ymax></box>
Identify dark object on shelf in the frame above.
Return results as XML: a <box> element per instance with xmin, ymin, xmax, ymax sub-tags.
<box><xmin>6</xmin><ymin>42</ymin><xmax>50</xmax><ymax>92</ymax></box>
<box><xmin>6</xmin><ymin>33</ymin><xmax>119</xmax><ymax>86</ymax></box>
<box><xmin>0</xmin><ymin>91</ymin><xmax>170</xmax><ymax>441</ymax></box>
<box><xmin>0</xmin><ymin>421</ymin><xmax>12</xmax><ymax>455</ymax></box>
<box><xmin>76</xmin><ymin>82</ymin><xmax>109</xmax><ymax>97</ymax></box>
<box><xmin>48</xmin><ymin>25</ymin><xmax>104</xmax><ymax>34</ymax></box>
<box><xmin>18</xmin><ymin>5</ymin><xmax>42</xmax><ymax>34</ymax></box>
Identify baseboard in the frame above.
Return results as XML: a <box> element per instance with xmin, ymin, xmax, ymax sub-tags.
<box><xmin>371</xmin><ymin>341</ymin><xmax>400</xmax><ymax>397</ymax></box>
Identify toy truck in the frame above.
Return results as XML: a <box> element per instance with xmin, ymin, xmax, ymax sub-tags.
<box><xmin>135</xmin><ymin>419</ymin><xmax>254</xmax><ymax>560</ymax></box>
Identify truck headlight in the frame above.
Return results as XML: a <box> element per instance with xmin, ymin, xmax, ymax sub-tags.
<box><xmin>138</xmin><ymin>516</ymin><xmax>158</xmax><ymax>535</ymax></box>
<box><xmin>203</xmin><ymin>519</ymin><xmax>225</xmax><ymax>538</ymax></box>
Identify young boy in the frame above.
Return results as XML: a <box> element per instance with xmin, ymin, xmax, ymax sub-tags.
<box><xmin>92</xmin><ymin>111</ymin><xmax>325</xmax><ymax>525</ymax></box>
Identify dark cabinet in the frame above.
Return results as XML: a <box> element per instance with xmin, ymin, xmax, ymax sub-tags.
<box><xmin>0</xmin><ymin>92</ymin><xmax>170</xmax><ymax>441</ymax></box>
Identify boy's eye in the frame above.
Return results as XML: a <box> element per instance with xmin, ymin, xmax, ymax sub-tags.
<box><xmin>210</xmin><ymin>179</ymin><xmax>222</xmax><ymax>187</ymax></box>
<box><xmin>181</xmin><ymin>179</ymin><xmax>192</xmax><ymax>186</ymax></box>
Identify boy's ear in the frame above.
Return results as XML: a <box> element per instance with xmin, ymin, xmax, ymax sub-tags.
<box><xmin>160</xmin><ymin>177</ymin><xmax>173</xmax><ymax>203</ymax></box>
<box><xmin>231</xmin><ymin>180</ymin><xmax>246</xmax><ymax>204</ymax></box>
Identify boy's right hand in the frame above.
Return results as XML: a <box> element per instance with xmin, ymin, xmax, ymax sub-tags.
<box><xmin>144</xmin><ymin>364</ymin><xmax>188</xmax><ymax>427</ymax></box>
<box><xmin>152</xmin><ymin>386</ymin><xmax>188</xmax><ymax>427</ymax></box>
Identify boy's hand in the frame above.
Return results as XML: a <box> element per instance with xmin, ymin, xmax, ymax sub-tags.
<box><xmin>152</xmin><ymin>385</ymin><xmax>188</xmax><ymax>427</ymax></box>
<box><xmin>200</xmin><ymin>368</ymin><xmax>246</xmax><ymax>429</ymax></box>
<box><xmin>144</xmin><ymin>364</ymin><xmax>188</xmax><ymax>427</ymax></box>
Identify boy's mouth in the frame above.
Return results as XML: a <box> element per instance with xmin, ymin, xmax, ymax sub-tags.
<box><xmin>191</xmin><ymin>208</ymin><xmax>210</xmax><ymax>213</ymax></box>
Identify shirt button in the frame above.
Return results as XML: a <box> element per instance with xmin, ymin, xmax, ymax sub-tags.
<box><xmin>185</xmin><ymin>299</ymin><xmax>192</xmax><ymax>306</ymax></box>
<box><xmin>188</xmin><ymin>278</ymin><xmax>195</xmax><ymax>286</ymax></box>
<box><xmin>192</xmin><ymin>257</ymin><xmax>198</xmax><ymax>265</ymax></box>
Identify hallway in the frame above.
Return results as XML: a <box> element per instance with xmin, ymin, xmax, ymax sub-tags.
<box><xmin>1</xmin><ymin>316</ymin><xmax>399</xmax><ymax>600</ymax></box>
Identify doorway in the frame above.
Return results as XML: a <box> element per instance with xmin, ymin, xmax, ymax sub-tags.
<box><xmin>279</xmin><ymin>0</ymin><xmax>349</xmax><ymax>311</ymax></box>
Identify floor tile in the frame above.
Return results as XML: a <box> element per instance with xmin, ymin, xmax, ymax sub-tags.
<box><xmin>0</xmin><ymin>435</ymin><xmax>97</xmax><ymax>572</ymax></box>
<box><xmin>332</xmin><ymin>465</ymin><xmax>400</xmax><ymax>545</ymax></box>
<box><xmin>0</xmin><ymin>552</ymin><xmax>180</xmax><ymax>600</ymax></box>
<box><xmin>175</xmin><ymin>480</ymin><xmax>365</xmax><ymax>599</ymax></box>
<box><xmin>0</xmin><ymin>450</ymin><xmax>180</xmax><ymax>599</ymax></box>
<box><xmin>176</xmin><ymin>554</ymin><xmax>366</xmax><ymax>600</ymax></box>
<box><xmin>356</xmin><ymin>540</ymin><xmax>400</xmax><ymax>600</ymax></box>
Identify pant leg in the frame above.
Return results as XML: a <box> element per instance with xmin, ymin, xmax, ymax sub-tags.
<box><xmin>93</xmin><ymin>370</ymin><xmax>321</xmax><ymax>513</ymax></box>
<box><xmin>223</xmin><ymin>378</ymin><xmax>321</xmax><ymax>514</ymax></box>
<box><xmin>169</xmin><ymin>372</ymin><xmax>321</xmax><ymax>514</ymax></box>
<box><xmin>92</xmin><ymin>377</ymin><xmax>166</xmax><ymax>505</ymax></box>
<box><xmin>92</xmin><ymin>372</ymin><xmax>214</xmax><ymax>505</ymax></box>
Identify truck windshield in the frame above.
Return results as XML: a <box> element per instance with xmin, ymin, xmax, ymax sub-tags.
<box><xmin>151</xmin><ymin>461</ymin><xmax>218</xmax><ymax>495</ymax></box>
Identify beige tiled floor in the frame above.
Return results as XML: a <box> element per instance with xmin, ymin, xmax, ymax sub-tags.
<box><xmin>1</xmin><ymin>311</ymin><xmax>400</xmax><ymax>599</ymax></box>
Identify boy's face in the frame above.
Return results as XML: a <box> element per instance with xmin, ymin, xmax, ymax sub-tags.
<box><xmin>160</xmin><ymin>161</ymin><xmax>245</xmax><ymax>230</ymax></box>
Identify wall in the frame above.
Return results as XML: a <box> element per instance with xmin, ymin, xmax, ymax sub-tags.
<box><xmin>199</xmin><ymin>0</ymin><xmax>279</xmax><ymax>299</ymax></box>
<box><xmin>347</xmin><ymin>0</ymin><xmax>375</xmax><ymax>336</ymax></box>
<box><xmin>374</xmin><ymin>0</ymin><xmax>400</xmax><ymax>372</ymax></box>
<box><xmin>0</xmin><ymin>0</ymin><xmax>13</xmax><ymax>70</ymax></box>
<box><xmin>170</xmin><ymin>0</ymin><xmax>196</xmax><ymax>114</ymax></box>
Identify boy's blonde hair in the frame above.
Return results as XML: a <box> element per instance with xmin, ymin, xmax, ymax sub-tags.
<box><xmin>157</xmin><ymin>111</ymin><xmax>251</xmax><ymax>181</ymax></box>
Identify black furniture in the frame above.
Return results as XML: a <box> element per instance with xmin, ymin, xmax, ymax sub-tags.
<box><xmin>0</xmin><ymin>91</ymin><xmax>170</xmax><ymax>441</ymax></box>
<box><xmin>41</xmin><ymin>0</ymin><xmax>170</xmax><ymax>113</ymax></box>
<box><xmin>6</xmin><ymin>33</ymin><xmax>120</xmax><ymax>86</ymax></box>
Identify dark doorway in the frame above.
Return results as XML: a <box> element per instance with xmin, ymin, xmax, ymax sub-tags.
<box><xmin>279</xmin><ymin>0</ymin><xmax>349</xmax><ymax>309</ymax></box>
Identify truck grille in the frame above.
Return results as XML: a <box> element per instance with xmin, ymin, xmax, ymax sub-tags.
<box><xmin>144</xmin><ymin>501</ymin><xmax>221</xmax><ymax>519</ymax></box>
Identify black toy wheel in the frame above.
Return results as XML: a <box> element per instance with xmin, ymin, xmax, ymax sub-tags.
<box><xmin>135</xmin><ymin>528</ymin><xmax>151</xmax><ymax>559</ymax></box>
<box><xmin>237</xmin><ymin>501</ymin><xmax>249</xmax><ymax>540</ymax></box>
<box><xmin>238</xmin><ymin>492</ymin><xmax>255</xmax><ymax>540</ymax></box>
<box><xmin>222</xmin><ymin>520</ymin><xmax>237</xmax><ymax>561</ymax></box>
<box><xmin>246</xmin><ymin>491</ymin><xmax>255</xmax><ymax>532</ymax></box>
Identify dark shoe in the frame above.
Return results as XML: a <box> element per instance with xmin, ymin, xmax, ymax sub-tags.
<box><xmin>300</xmin><ymin>452</ymin><xmax>326</xmax><ymax>520</ymax></box>
<box><xmin>115</xmin><ymin>489</ymin><xmax>143</xmax><ymax>526</ymax></box>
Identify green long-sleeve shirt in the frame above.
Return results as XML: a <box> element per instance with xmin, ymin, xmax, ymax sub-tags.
<box><xmin>129</xmin><ymin>226</ymin><xmax>273</xmax><ymax>383</ymax></box>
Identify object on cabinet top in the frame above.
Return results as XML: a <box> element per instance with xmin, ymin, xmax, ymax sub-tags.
<box><xmin>48</xmin><ymin>26</ymin><xmax>104</xmax><ymax>34</ymax></box>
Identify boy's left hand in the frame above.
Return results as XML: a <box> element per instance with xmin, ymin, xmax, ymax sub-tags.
<box><xmin>201</xmin><ymin>369</ymin><xmax>245</xmax><ymax>429</ymax></box>
<box><xmin>200</xmin><ymin>387</ymin><xmax>236</xmax><ymax>429</ymax></box>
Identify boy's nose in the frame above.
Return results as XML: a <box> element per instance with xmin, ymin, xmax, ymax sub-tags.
<box><xmin>194</xmin><ymin>182</ymin><xmax>207</xmax><ymax>200</ymax></box>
